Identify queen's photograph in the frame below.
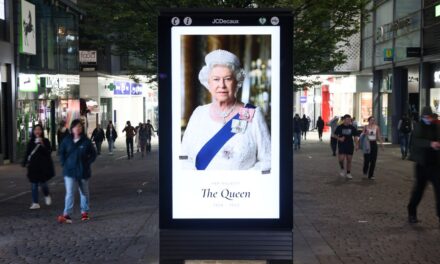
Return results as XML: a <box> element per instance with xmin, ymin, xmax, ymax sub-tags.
<box><xmin>180</xmin><ymin>43</ymin><xmax>272</xmax><ymax>171</ymax></box>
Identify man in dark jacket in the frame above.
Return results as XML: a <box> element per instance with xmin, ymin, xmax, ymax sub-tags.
<box><xmin>122</xmin><ymin>121</ymin><xmax>136</xmax><ymax>159</ymax></box>
<box><xmin>407</xmin><ymin>106</ymin><xmax>440</xmax><ymax>224</ymax></box>
<box><xmin>293</xmin><ymin>114</ymin><xmax>302</xmax><ymax>150</ymax></box>
<box><xmin>91</xmin><ymin>124</ymin><xmax>105</xmax><ymax>155</ymax></box>
<box><xmin>105</xmin><ymin>122</ymin><xmax>117</xmax><ymax>155</ymax></box>
<box><xmin>57</xmin><ymin>119</ymin><xmax>97</xmax><ymax>224</ymax></box>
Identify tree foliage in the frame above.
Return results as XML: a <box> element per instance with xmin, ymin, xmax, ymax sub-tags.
<box><xmin>78</xmin><ymin>0</ymin><xmax>370</xmax><ymax>89</ymax></box>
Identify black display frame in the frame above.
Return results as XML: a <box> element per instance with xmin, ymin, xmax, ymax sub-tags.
<box><xmin>158</xmin><ymin>8</ymin><xmax>293</xmax><ymax>231</ymax></box>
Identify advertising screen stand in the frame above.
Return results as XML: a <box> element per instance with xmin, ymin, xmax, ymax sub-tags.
<box><xmin>158</xmin><ymin>9</ymin><xmax>293</xmax><ymax>263</ymax></box>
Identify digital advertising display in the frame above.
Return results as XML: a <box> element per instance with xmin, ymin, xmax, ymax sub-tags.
<box><xmin>159</xmin><ymin>9</ymin><xmax>293</xmax><ymax>229</ymax></box>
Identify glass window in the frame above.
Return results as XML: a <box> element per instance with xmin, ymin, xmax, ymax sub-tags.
<box><xmin>396</xmin><ymin>0</ymin><xmax>421</xmax><ymax>19</ymax></box>
<box><xmin>375</xmin><ymin>40</ymin><xmax>393</xmax><ymax>66</ymax></box>
<box><xmin>394</xmin><ymin>31</ymin><xmax>421</xmax><ymax>61</ymax></box>
<box><xmin>375</xmin><ymin>0</ymin><xmax>393</xmax><ymax>27</ymax></box>
<box><xmin>362</xmin><ymin>37</ymin><xmax>373</xmax><ymax>68</ymax></box>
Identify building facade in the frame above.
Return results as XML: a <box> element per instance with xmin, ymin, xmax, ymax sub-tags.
<box><xmin>79</xmin><ymin>47</ymin><xmax>158</xmax><ymax>137</ymax></box>
<box><xmin>361</xmin><ymin>0</ymin><xmax>440</xmax><ymax>143</ymax></box>
<box><xmin>0</xmin><ymin>0</ymin><xmax>15</xmax><ymax>164</ymax></box>
<box><xmin>0</xmin><ymin>0</ymin><xmax>83</xmax><ymax>164</ymax></box>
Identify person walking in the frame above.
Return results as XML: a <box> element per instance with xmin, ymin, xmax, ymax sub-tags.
<box><xmin>407</xmin><ymin>107</ymin><xmax>440</xmax><ymax>224</ymax></box>
<box><xmin>106</xmin><ymin>122</ymin><xmax>117</xmax><ymax>155</ymax></box>
<box><xmin>301</xmin><ymin>114</ymin><xmax>310</xmax><ymax>140</ymax></box>
<box><xmin>327</xmin><ymin>116</ymin><xmax>339</xmax><ymax>156</ymax></box>
<box><xmin>361</xmin><ymin>116</ymin><xmax>384</xmax><ymax>180</ymax></box>
<box><xmin>22</xmin><ymin>124</ymin><xmax>55</xmax><ymax>209</ymax></box>
<box><xmin>144</xmin><ymin>120</ymin><xmax>156</xmax><ymax>152</ymax></box>
<box><xmin>135</xmin><ymin>122</ymin><xmax>142</xmax><ymax>153</ymax></box>
<box><xmin>398</xmin><ymin>114</ymin><xmax>413</xmax><ymax>160</ymax></box>
<box><xmin>138</xmin><ymin>124</ymin><xmax>149</xmax><ymax>158</ymax></box>
<box><xmin>57</xmin><ymin>119</ymin><xmax>97</xmax><ymax>224</ymax></box>
<box><xmin>91</xmin><ymin>124</ymin><xmax>105</xmax><ymax>155</ymax></box>
<box><xmin>334</xmin><ymin>114</ymin><xmax>359</xmax><ymax>179</ymax></box>
<box><xmin>57</xmin><ymin>120</ymin><xmax>70</xmax><ymax>147</ymax></box>
<box><xmin>122</xmin><ymin>121</ymin><xmax>136</xmax><ymax>159</ymax></box>
<box><xmin>316</xmin><ymin>116</ymin><xmax>325</xmax><ymax>141</ymax></box>
<box><xmin>293</xmin><ymin>114</ymin><xmax>302</xmax><ymax>150</ymax></box>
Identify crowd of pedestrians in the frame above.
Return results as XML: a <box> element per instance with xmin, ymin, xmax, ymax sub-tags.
<box><xmin>21</xmin><ymin>118</ymin><xmax>156</xmax><ymax>223</ymax></box>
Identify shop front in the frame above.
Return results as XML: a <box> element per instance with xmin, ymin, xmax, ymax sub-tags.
<box><xmin>16</xmin><ymin>73</ymin><xmax>80</xmax><ymax>157</ymax></box>
<box><xmin>80</xmin><ymin>74</ymin><xmax>158</xmax><ymax>137</ymax></box>
<box><xmin>431</xmin><ymin>64</ymin><xmax>440</xmax><ymax>115</ymax></box>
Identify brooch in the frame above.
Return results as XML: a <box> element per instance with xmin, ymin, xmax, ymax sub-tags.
<box><xmin>231</xmin><ymin>119</ymin><xmax>248</xmax><ymax>134</ymax></box>
<box><xmin>239</xmin><ymin>108</ymin><xmax>255</xmax><ymax>122</ymax></box>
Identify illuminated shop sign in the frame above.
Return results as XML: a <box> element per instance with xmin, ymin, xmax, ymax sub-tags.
<box><xmin>436</xmin><ymin>4</ymin><xmax>440</xmax><ymax>17</ymax></box>
<box><xmin>113</xmin><ymin>81</ymin><xmax>143</xmax><ymax>96</ymax></box>
<box><xmin>434</xmin><ymin>71</ymin><xmax>440</xmax><ymax>84</ymax></box>
<box><xmin>19</xmin><ymin>73</ymin><xmax>38</xmax><ymax>92</ymax></box>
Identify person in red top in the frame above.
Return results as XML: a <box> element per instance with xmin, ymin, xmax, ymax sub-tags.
<box><xmin>122</xmin><ymin>121</ymin><xmax>137</xmax><ymax>159</ymax></box>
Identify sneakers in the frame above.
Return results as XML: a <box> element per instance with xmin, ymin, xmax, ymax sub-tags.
<box><xmin>369</xmin><ymin>176</ymin><xmax>376</xmax><ymax>180</ymax></box>
<box><xmin>29</xmin><ymin>203</ymin><xmax>40</xmax><ymax>210</ymax></box>
<box><xmin>57</xmin><ymin>215</ymin><xmax>72</xmax><ymax>224</ymax></box>
<box><xmin>346</xmin><ymin>173</ymin><xmax>353</xmax><ymax>180</ymax></box>
<box><xmin>339</xmin><ymin>170</ymin><xmax>346</xmax><ymax>177</ymax></box>
<box><xmin>44</xmin><ymin>196</ymin><xmax>52</xmax><ymax>206</ymax></box>
<box><xmin>81</xmin><ymin>212</ymin><xmax>90</xmax><ymax>221</ymax></box>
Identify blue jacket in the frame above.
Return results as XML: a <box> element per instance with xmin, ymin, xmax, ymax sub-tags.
<box><xmin>59</xmin><ymin>135</ymin><xmax>97</xmax><ymax>180</ymax></box>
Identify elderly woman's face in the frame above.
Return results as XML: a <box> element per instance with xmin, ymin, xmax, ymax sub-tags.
<box><xmin>208</xmin><ymin>65</ymin><xmax>237</xmax><ymax>103</ymax></box>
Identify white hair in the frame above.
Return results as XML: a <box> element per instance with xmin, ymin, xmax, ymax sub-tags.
<box><xmin>198</xmin><ymin>49</ymin><xmax>246</xmax><ymax>90</ymax></box>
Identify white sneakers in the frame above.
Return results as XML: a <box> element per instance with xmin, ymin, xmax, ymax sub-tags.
<box><xmin>339</xmin><ymin>170</ymin><xmax>346</xmax><ymax>177</ymax></box>
<box><xmin>339</xmin><ymin>170</ymin><xmax>353</xmax><ymax>180</ymax></box>
<box><xmin>29</xmin><ymin>196</ymin><xmax>52</xmax><ymax>209</ymax></box>
<box><xmin>45</xmin><ymin>196</ymin><xmax>52</xmax><ymax>205</ymax></box>
<box><xmin>29</xmin><ymin>203</ymin><xmax>40</xmax><ymax>210</ymax></box>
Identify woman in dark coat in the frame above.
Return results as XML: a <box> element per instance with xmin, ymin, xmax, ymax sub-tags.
<box><xmin>316</xmin><ymin>116</ymin><xmax>325</xmax><ymax>141</ymax></box>
<box><xmin>22</xmin><ymin>124</ymin><xmax>55</xmax><ymax>210</ymax></box>
<box><xmin>301</xmin><ymin>114</ymin><xmax>310</xmax><ymax>140</ymax></box>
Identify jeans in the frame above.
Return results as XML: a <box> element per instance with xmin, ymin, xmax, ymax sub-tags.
<box><xmin>293</xmin><ymin>132</ymin><xmax>301</xmax><ymax>149</ymax></box>
<box><xmin>108</xmin><ymin>140</ymin><xmax>114</xmax><ymax>153</ymax></box>
<box><xmin>407</xmin><ymin>165</ymin><xmax>440</xmax><ymax>218</ymax></box>
<box><xmin>399</xmin><ymin>133</ymin><xmax>410</xmax><ymax>157</ymax></box>
<box><xmin>126</xmin><ymin>138</ymin><xmax>134</xmax><ymax>157</ymax></box>
<box><xmin>363</xmin><ymin>141</ymin><xmax>378</xmax><ymax>178</ymax></box>
<box><xmin>31</xmin><ymin>182</ymin><xmax>50</xmax><ymax>203</ymax></box>
<box><xmin>63</xmin><ymin>177</ymin><xmax>90</xmax><ymax>216</ymax></box>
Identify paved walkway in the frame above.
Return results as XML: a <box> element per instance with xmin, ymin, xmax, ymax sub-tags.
<box><xmin>293</xmin><ymin>132</ymin><xmax>440</xmax><ymax>264</ymax></box>
<box><xmin>1</xmin><ymin>133</ymin><xmax>440</xmax><ymax>263</ymax></box>
<box><xmin>0</xmin><ymin>141</ymin><xmax>159</xmax><ymax>264</ymax></box>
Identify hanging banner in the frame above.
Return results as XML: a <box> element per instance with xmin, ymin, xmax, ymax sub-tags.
<box><xmin>20</xmin><ymin>0</ymin><xmax>36</xmax><ymax>55</ymax></box>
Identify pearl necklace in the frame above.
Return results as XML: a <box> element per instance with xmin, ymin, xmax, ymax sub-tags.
<box><xmin>215</xmin><ymin>101</ymin><xmax>237</xmax><ymax>124</ymax></box>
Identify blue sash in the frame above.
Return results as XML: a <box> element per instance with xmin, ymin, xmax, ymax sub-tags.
<box><xmin>195</xmin><ymin>104</ymin><xmax>255</xmax><ymax>170</ymax></box>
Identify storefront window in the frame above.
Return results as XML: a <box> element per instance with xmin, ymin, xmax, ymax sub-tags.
<box><xmin>359</xmin><ymin>92</ymin><xmax>373</xmax><ymax>125</ymax></box>
<box><xmin>431</xmin><ymin>88</ymin><xmax>440</xmax><ymax>115</ymax></box>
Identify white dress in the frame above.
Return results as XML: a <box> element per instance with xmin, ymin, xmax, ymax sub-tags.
<box><xmin>181</xmin><ymin>104</ymin><xmax>271</xmax><ymax>171</ymax></box>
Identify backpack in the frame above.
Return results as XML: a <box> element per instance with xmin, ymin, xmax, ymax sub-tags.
<box><xmin>400</xmin><ymin>118</ymin><xmax>411</xmax><ymax>134</ymax></box>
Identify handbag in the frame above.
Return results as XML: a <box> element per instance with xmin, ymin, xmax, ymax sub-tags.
<box><xmin>26</xmin><ymin>144</ymin><xmax>40</xmax><ymax>166</ymax></box>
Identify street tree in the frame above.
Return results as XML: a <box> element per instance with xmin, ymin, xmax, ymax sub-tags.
<box><xmin>78</xmin><ymin>0</ymin><xmax>370</xmax><ymax>89</ymax></box>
